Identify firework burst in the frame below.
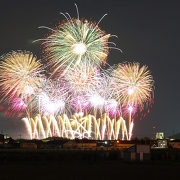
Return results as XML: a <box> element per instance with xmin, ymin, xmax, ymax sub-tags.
<box><xmin>63</xmin><ymin>62</ymin><xmax>102</xmax><ymax>95</ymax></box>
<box><xmin>35</xmin><ymin>78</ymin><xmax>69</xmax><ymax>116</ymax></box>
<box><xmin>0</xmin><ymin>50</ymin><xmax>44</xmax><ymax>102</ymax></box>
<box><xmin>34</xmin><ymin>4</ymin><xmax>122</xmax><ymax>75</ymax></box>
<box><xmin>109</xmin><ymin>62</ymin><xmax>154</xmax><ymax>108</ymax></box>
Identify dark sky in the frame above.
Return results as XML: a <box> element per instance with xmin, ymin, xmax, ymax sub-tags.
<box><xmin>0</xmin><ymin>0</ymin><xmax>180</xmax><ymax>139</ymax></box>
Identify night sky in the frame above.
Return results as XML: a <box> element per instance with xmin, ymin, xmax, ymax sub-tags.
<box><xmin>0</xmin><ymin>0</ymin><xmax>180</xmax><ymax>139</ymax></box>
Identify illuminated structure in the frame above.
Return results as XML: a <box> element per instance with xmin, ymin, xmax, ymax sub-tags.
<box><xmin>0</xmin><ymin>4</ymin><xmax>154</xmax><ymax>140</ymax></box>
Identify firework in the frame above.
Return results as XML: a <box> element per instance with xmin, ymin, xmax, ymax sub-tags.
<box><xmin>109</xmin><ymin>62</ymin><xmax>154</xmax><ymax>108</ymax></box>
<box><xmin>108</xmin><ymin>62</ymin><xmax>154</xmax><ymax>139</ymax></box>
<box><xmin>63</xmin><ymin>62</ymin><xmax>102</xmax><ymax>95</ymax></box>
<box><xmin>0</xmin><ymin>6</ymin><xmax>154</xmax><ymax>141</ymax></box>
<box><xmin>34</xmin><ymin>5</ymin><xmax>122</xmax><ymax>75</ymax></box>
<box><xmin>36</xmin><ymin>78</ymin><xmax>68</xmax><ymax>116</ymax></box>
<box><xmin>0</xmin><ymin>50</ymin><xmax>44</xmax><ymax>102</ymax></box>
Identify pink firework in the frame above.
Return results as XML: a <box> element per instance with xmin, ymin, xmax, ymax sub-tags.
<box><xmin>70</xmin><ymin>95</ymin><xmax>89</xmax><ymax>113</ymax></box>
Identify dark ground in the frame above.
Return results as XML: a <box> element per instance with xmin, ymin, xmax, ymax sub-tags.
<box><xmin>0</xmin><ymin>148</ymin><xmax>180</xmax><ymax>180</ymax></box>
<box><xmin>0</xmin><ymin>160</ymin><xmax>180</xmax><ymax>180</ymax></box>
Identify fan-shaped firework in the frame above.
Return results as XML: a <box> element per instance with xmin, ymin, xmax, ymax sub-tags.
<box><xmin>0</xmin><ymin>50</ymin><xmax>44</xmax><ymax>102</ymax></box>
